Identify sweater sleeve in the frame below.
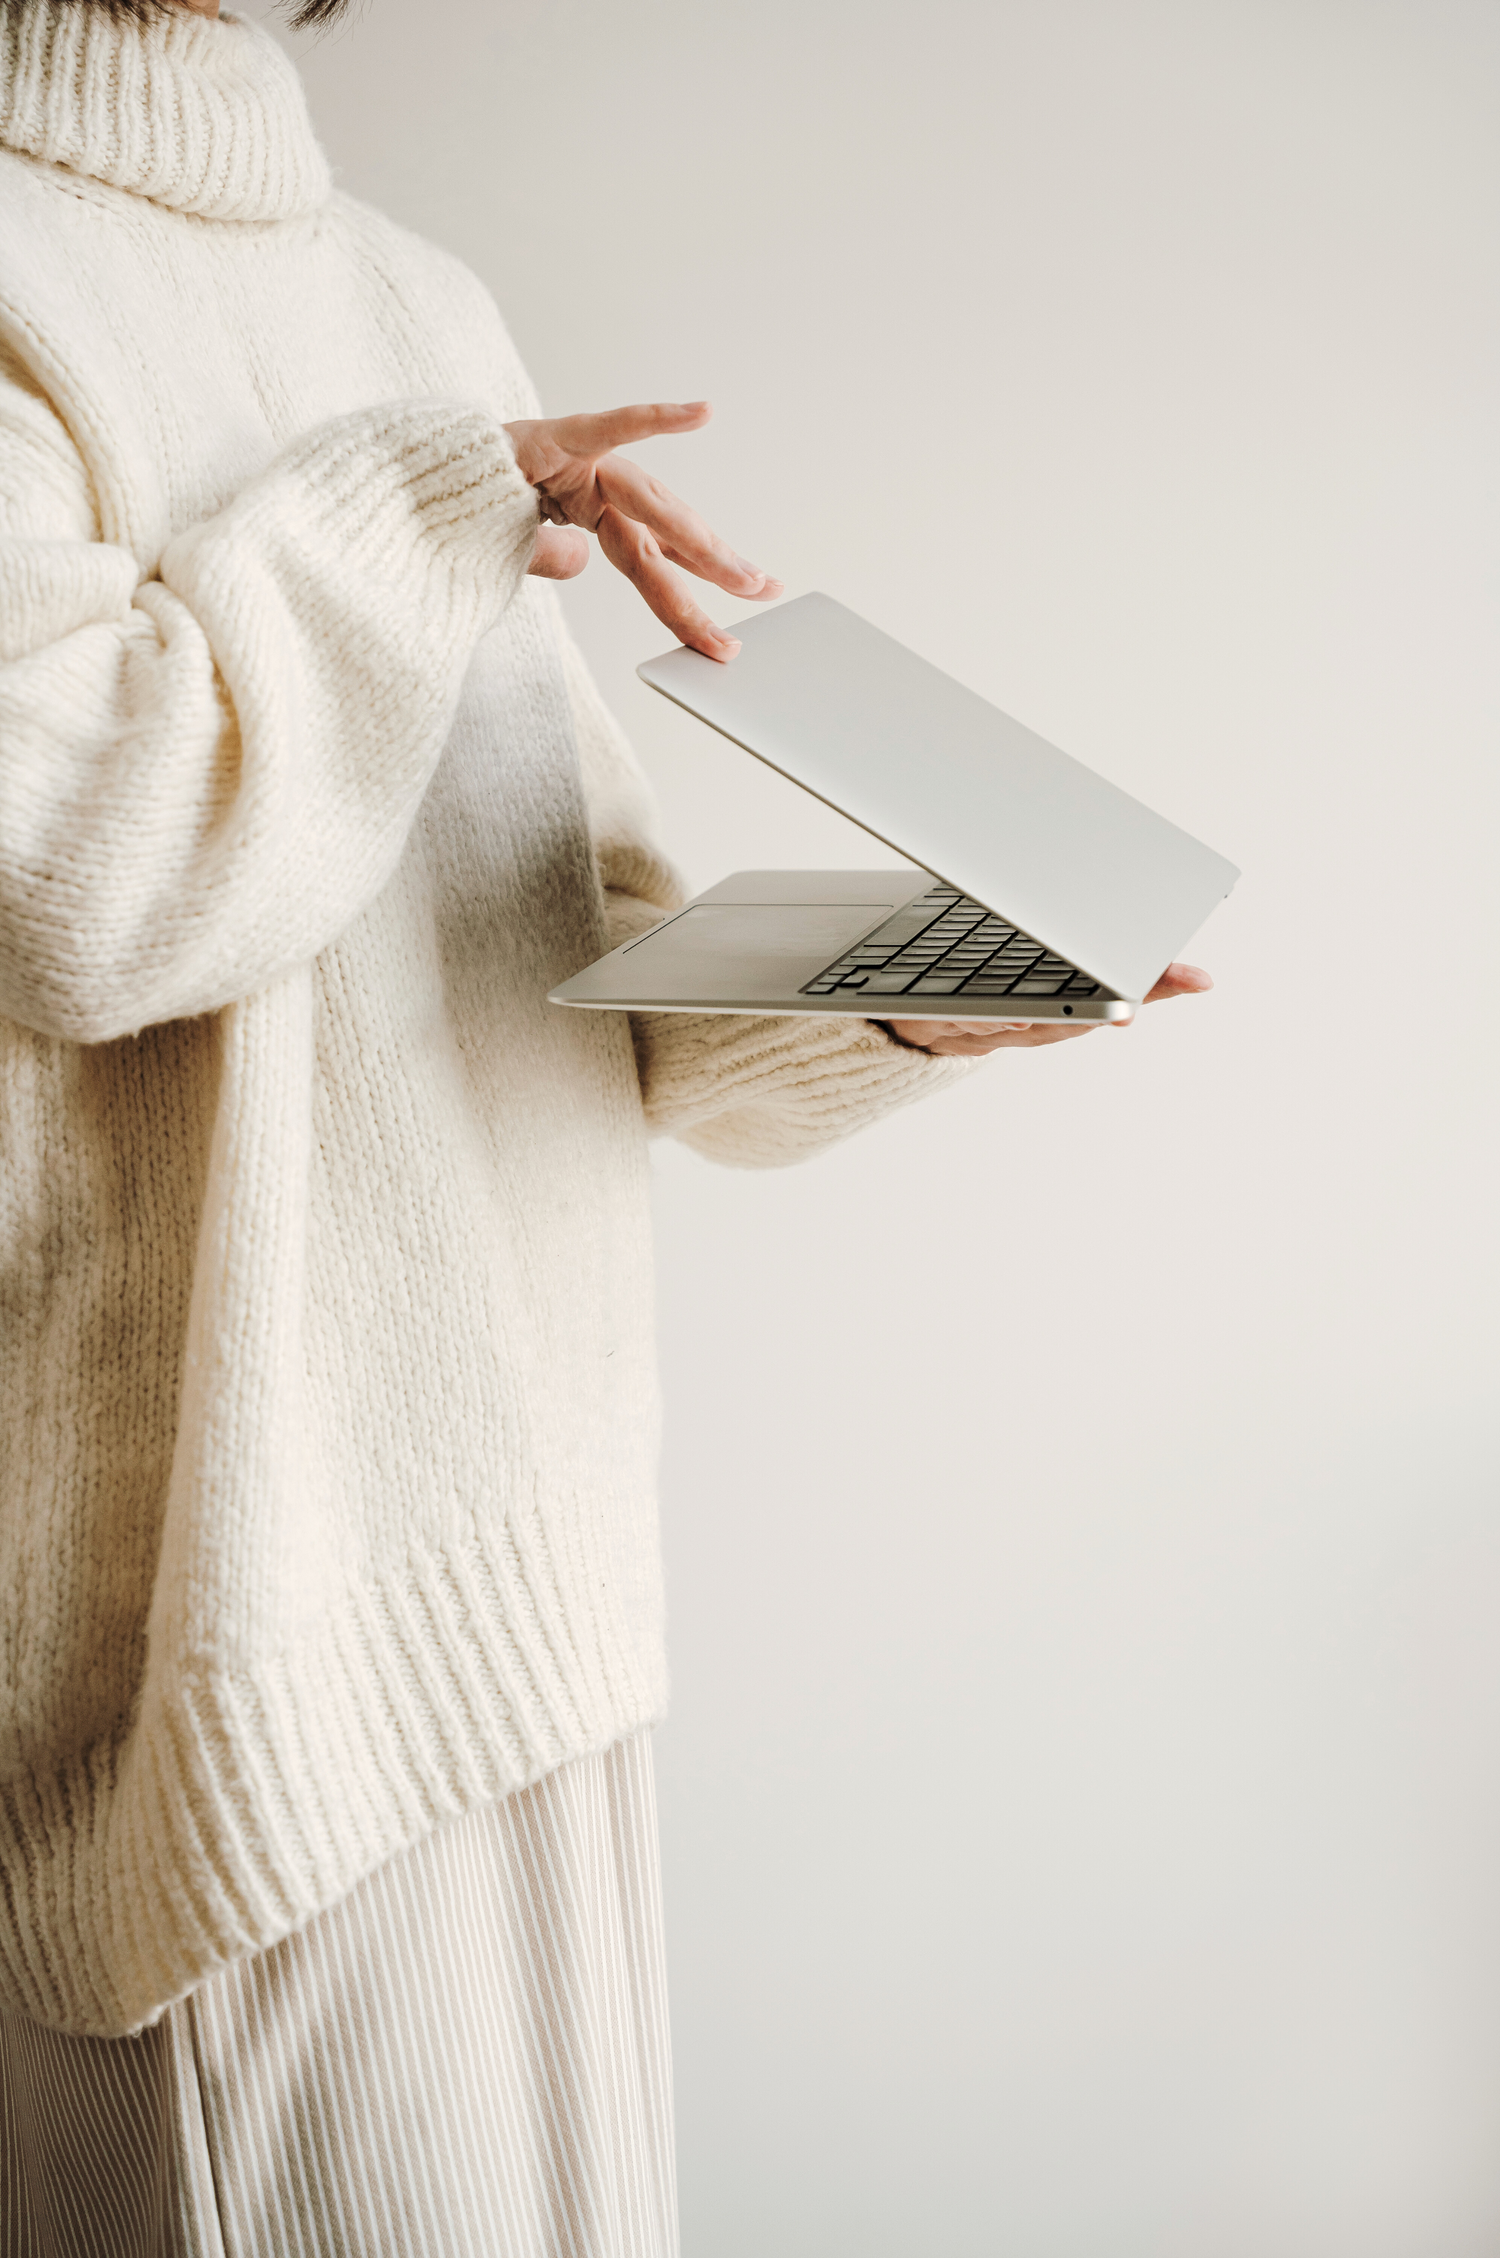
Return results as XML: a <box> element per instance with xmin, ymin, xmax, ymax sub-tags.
<box><xmin>0</xmin><ymin>346</ymin><xmax>539</xmax><ymax>1043</ymax></box>
<box><xmin>555</xmin><ymin>604</ymin><xmax>975</xmax><ymax>1168</ymax></box>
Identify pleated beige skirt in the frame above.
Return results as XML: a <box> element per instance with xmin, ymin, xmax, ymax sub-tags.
<box><xmin>0</xmin><ymin>1732</ymin><xmax>676</xmax><ymax>2258</ymax></box>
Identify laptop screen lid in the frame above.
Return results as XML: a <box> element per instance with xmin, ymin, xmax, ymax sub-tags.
<box><xmin>637</xmin><ymin>592</ymin><xmax>1239</xmax><ymax>1001</ymax></box>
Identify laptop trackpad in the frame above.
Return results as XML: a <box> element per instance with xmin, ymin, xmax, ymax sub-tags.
<box><xmin>621</xmin><ymin>901</ymin><xmax>891</xmax><ymax>1000</ymax></box>
<box><xmin>643</xmin><ymin>904</ymin><xmax>887</xmax><ymax>957</ymax></box>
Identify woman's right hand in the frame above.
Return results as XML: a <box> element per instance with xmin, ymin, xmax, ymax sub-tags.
<box><xmin>505</xmin><ymin>401</ymin><xmax>782</xmax><ymax>661</ymax></box>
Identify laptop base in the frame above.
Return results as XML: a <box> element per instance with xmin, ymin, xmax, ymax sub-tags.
<box><xmin>549</xmin><ymin>871</ymin><xmax>1135</xmax><ymax>1024</ymax></box>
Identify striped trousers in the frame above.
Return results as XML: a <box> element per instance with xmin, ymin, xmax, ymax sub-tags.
<box><xmin>0</xmin><ymin>1733</ymin><xmax>677</xmax><ymax>2258</ymax></box>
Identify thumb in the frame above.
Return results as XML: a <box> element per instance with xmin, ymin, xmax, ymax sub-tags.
<box><xmin>528</xmin><ymin>524</ymin><xmax>590</xmax><ymax>581</ymax></box>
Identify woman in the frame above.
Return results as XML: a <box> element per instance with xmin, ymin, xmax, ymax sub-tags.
<box><xmin>0</xmin><ymin>0</ymin><xmax>1205</xmax><ymax>2248</ymax></box>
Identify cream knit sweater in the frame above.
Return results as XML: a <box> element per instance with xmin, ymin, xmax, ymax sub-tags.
<box><xmin>0</xmin><ymin>2</ymin><xmax>969</xmax><ymax>2035</ymax></box>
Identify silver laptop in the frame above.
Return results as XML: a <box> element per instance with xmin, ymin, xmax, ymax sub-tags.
<box><xmin>550</xmin><ymin>593</ymin><xmax>1238</xmax><ymax>1025</ymax></box>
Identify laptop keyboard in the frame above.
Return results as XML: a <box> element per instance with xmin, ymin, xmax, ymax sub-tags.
<box><xmin>801</xmin><ymin>885</ymin><xmax>1104</xmax><ymax>1002</ymax></box>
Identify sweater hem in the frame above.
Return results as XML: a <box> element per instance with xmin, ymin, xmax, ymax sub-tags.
<box><xmin>0</xmin><ymin>1526</ymin><xmax>667</xmax><ymax>2038</ymax></box>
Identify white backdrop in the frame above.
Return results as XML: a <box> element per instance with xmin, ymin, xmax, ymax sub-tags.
<box><xmin>283</xmin><ymin>5</ymin><xmax>1500</xmax><ymax>2251</ymax></box>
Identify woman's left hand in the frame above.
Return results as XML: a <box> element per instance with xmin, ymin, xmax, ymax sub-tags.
<box><xmin>505</xmin><ymin>401</ymin><xmax>781</xmax><ymax>660</ymax></box>
<box><xmin>883</xmin><ymin>962</ymin><xmax>1214</xmax><ymax>1055</ymax></box>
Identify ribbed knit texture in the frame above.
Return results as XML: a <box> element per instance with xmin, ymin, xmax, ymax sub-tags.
<box><xmin>0</xmin><ymin>0</ymin><xmax>970</xmax><ymax>2037</ymax></box>
<box><xmin>0</xmin><ymin>2</ymin><xmax>330</xmax><ymax>220</ymax></box>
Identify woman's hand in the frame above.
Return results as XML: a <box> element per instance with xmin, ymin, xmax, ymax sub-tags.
<box><xmin>883</xmin><ymin>962</ymin><xmax>1213</xmax><ymax>1055</ymax></box>
<box><xmin>505</xmin><ymin>401</ymin><xmax>781</xmax><ymax>660</ymax></box>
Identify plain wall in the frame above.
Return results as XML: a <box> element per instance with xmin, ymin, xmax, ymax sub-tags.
<box><xmin>280</xmin><ymin>5</ymin><xmax>1500</xmax><ymax>2251</ymax></box>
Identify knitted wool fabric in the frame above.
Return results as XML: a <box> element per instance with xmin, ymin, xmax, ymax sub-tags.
<box><xmin>0</xmin><ymin>0</ymin><xmax>969</xmax><ymax>2036</ymax></box>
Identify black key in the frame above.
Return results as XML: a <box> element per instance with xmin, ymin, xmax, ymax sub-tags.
<box><xmin>858</xmin><ymin>922</ymin><xmax>938</xmax><ymax>952</ymax></box>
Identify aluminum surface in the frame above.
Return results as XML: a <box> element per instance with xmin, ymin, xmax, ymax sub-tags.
<box><xmin>637</xmin><ymin>593</ymin><xmax>1238</xmax><ymax>1002</ymax></box>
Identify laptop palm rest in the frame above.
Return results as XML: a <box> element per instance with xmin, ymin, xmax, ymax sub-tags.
<box><xmin>618</xmin><ymin>901</ymin><xmax>892</xmax><ymax>1002</ymax></box>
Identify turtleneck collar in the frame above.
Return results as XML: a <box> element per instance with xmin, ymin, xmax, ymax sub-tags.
<box><xmin>0</xmin><ymin>1</ymin><xmax>331</xmax><ymax>221</ymax></box>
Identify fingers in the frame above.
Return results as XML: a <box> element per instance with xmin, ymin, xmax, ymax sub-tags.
<box><xmin>888</xmin><ymin>966</ymin><xmax>1214</xmax><ymax>1053</ymax></box>
<box><xmin>543</xmin><ymin>401</ymin><xmax>712</xmax><ymax>460</ymax></box>
<box><xmin>596</xmin><ymin>504</ymin><xmax>742</xmax><ymax>661</ymax></box>
<box><xmin>526</xmin><ymin>524</ymin><xmax>590</xmax><ymax>581</ymax></box>
<box><xmin>883</xmin><ymin>1016</ymin><xmax>1095</xmax><ymax>1055</ymax></box>
<box><xmin>504</xmin><ymin>406</ymin><xmax>713</xmax><ymax>503</ymax></box>
<box><xmin>1143</xmin><ymin>963</ymin><xmax>1213</xmax><ymax>1004</ymax></box>
<box><xmin>595</xmin><ymin>451</ymin><xmax>782</xmax><ymax>602</ymax></box>
<box><xmin>508</xmin><ymin>401</ymin><xmax>783</xmax><ymax>620</ymax></box>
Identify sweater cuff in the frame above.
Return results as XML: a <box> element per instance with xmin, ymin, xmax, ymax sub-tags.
<box><xmin>172</xmin><ymin>397</ymin><xmax>540</xmax><ymax>639</ymax></box>
<box><xmin>631</xmin><ymin>1006</ymin><xmax>975</xmax><ymax>1169</ymax></box>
